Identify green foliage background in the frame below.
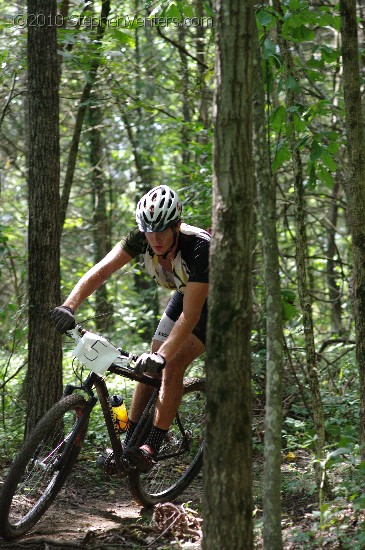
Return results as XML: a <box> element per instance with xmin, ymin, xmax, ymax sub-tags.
<box><xmin>0</xmin><ymin>0</ymin><xmax>364</xmax><ymax>544</ymax></box>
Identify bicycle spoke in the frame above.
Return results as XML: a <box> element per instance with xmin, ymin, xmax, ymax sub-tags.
<box><xmin>0</xmin><ymin>395</ymin><xmax>89</xmax><ymax>539</ymax></box>
<box><xmin>128</xmin><ymin>379</ymin><xmax>205</xmax><ymax>506</ymax></box>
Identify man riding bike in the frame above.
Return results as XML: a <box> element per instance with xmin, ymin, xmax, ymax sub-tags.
<box><xmin>51</xmin><ymin>185</ymin><xmax>210</xmax><ymax>472</ymax></box>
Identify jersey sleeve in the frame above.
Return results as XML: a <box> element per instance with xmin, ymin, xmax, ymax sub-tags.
<box><xmin>119</xmin><ymin>228</ymin><xmax>146</xmax><ymax>258</ymax></box>
<box><xmin>187</xmin><ymin>237</ymin><xmax>210</xmax><ymax>283</ymax></box>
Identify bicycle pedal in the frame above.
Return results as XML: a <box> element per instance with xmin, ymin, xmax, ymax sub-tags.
<box><xmin>96</xmin><ymin>448</ymin><xmax>113</xmax><ymax>469</ymax></box>
<box><xmin>121</xmin><ymin>456</ymin><xmax>137</xmax><ymax>472</ymax></box>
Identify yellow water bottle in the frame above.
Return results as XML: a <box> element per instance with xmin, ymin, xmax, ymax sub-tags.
<box><xmin>110</xmin><ymin>395</ymin><xmax>128</xmax><ymax>432</ymax></box>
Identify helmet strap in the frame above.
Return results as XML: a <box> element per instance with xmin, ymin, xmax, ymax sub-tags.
<box><xmin>162</xmin><ymin>225</ymin><xmax>179</xmax><ymax>260</ymax></box>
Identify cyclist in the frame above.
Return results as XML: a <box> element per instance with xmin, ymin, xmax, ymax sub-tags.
<box><xmin>51</xmin><ymin>185</ymin><xmax>210</xmax><ymax>472</ymax></box>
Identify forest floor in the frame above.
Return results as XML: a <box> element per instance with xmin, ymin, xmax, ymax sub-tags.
<box><xmin>0</xmin><ymin>450</ymin><xmax>364</xmax><ymax>550</ymax></box>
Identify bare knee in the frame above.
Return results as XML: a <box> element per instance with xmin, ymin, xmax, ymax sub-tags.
<box><xmin>160</xmin><ymin>363</ymin><xmax>185</xmax><ymax>391</ymax></box>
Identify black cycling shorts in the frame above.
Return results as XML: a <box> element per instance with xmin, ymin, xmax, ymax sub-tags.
<box><xmin>153</xmin><ymin>290</ymin><xmax>208</xmax><ymax>345</ymax></box>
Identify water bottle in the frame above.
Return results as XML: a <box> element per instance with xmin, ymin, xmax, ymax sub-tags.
<box><xmin>110</xmin><ymin>395</ymin><xmax>128</xmax><ymax>432</ymax></box>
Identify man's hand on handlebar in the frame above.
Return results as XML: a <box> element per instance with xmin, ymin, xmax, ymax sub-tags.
<box><xmin>50</xmin><ymin>306</ymin><xmax>75</xmax><ymax>334</ymax></box>
<box><xmin>134</xmin><ymin>352</ymin><xmax>166</xmax><ymax>375</ymax></box>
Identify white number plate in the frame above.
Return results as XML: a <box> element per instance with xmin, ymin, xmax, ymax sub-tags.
<box><xmin>73</xmin><ymin>332</ymin><xmax>119</xmax><ymax>374</ymax></box>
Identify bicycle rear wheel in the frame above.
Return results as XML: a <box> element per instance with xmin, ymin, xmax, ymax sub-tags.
<box><xmin>128</xmin><ymin>378</ymin><xmax>205</xmax><ymax>506</ymax></box>
<box><xmin>0</xmin><ymin>394</ymin><xmax>89</xmax><ymax>540</ymax></box>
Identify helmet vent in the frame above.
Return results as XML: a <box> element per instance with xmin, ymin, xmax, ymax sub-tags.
<box><xmin>135</xmin><ymin>185</ymin><xmax>182</xmax><ymax>232</ymax></box>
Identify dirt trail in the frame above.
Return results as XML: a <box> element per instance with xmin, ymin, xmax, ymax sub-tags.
<box><xmin>0</xmin><ymin>470</ymin><xmax>203</xmax><ymax>550</ymax></box>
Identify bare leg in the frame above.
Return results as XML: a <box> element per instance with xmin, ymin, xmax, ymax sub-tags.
<box><xmin>129</xmin><ymin>333</ymin><xmax>205</xmax><ymax>429</ymax></box>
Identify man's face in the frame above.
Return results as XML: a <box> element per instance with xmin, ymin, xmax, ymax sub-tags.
<box><xmin>145</xmin><ymin>227</ymin><xmax>175</xmax><ymax>256</ymax></box>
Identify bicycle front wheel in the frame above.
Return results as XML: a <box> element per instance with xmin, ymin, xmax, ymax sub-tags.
<box><xmin>0</xmin><ymin>394</ymin><xmax>89</xmax><ymax>540</ymax></box>
<box><xmin>128</xmin><ymin>379</ymin><xmax>205</xmax><ymax>506</ymax></box>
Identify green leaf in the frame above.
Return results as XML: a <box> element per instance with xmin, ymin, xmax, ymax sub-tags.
<box><xmin>272</xmin><ymin>143</ymin><xmax>291</xmax><ymax>172</ymax></box>
<box><xmin>319</xmin><ymin>502</ymin><xmax>330</xmax><ymax>514</ymax></box>
<box><xmin>327</xmin><ymin>131</ymin><xmax>340</xmax><ymax>141</ymax></box>
<box><xmin>306</xmin><ymin>56</ymin><xmax>324</xmax><ymax>70</ymax></box>
<box><xmin>270</xmin><ymin>105</ymin><xmax>286</xmax><ymax>132</ymax></box>
<box><xmin>327</xmin><ymin>141</ymin><xmax>340</xmax><ymax>155</ymax></box>
<box><xmin>317</xmin><ymin>164</ymin><xmax>334</xmax><ymax>189</ymax></box>
<box><xmin>112</xmin><ymin>29</ymin><xmax>134</xmax><ymax>46</ymax></box>
<box><xmin>281</xmin><ymin>289</ymin><xmax>298</xmax><ymax>321</ymax></box>
<box><xmin>181</xmin><ymin>4</ymin><xmax>194</xmax><ymax>18</ymax></box>
<box><xmin>282</xmin><ymin>12</ymin><xmax>302</xmax><ymax>29</ymax></box>
<box><xmin>306</xmin><ymin>70</ymin><xmax>326</xmax><ymax>83</ymax></box>
<box><xmin>262</xmin><ymin>37</ymin><xmax>277</xmax><ymax>59</ymax></box>
<box><xmin>319</xmin><ymin>45</ymin><xmax>341</xmax><ymax>63</ymax></box>
<box><xmin>282</xmin><ymin>302</ymin><xmax>298</xmax><ymax>322</ymax></box>
<box><xmin>293</xmin><ymin>113</ymin><xmax>307</xmax><ymax>132</ymax></box>
<box><xmin>281</xmin><ymin>289</ymin><xmax>296</xmax><ymax>303</ymax></box>
<box><xmin>285</xmin><ymin>75</ymin><xmax>301</xmax><ymax>94</ymax></box>
<box><xmin>310</xmin><ymin>140</ymin><xmax>322</xmax><ymax>162</ymax></box>
<box><xmin>291</xmin><ymin>25</ymin><xmax>315</xmax><ymax>42</ymax></box>
<box><xmin>256</xmin><ymin>10</ymin><xmax>273</xmax><ymax>27</ymax></box>
<box><xmin>165</xmin><ymin>2</ymin><xmax>182</xmax><ymax>21</ymax></box>
<box><xmin>321</xmin><ymin>150</ymin><xmax>337</xmax><ymax>172</ymax></box>
<box><xmin>308</xmin><ymin>164</ymin><xmax>316</xmax><ymax>189</ymax></box>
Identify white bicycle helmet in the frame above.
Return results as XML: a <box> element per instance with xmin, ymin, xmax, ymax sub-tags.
<box><xmin>135</xmin><ymin>185</ymin><xmax>182</xmax><ymax>232</ymax></box>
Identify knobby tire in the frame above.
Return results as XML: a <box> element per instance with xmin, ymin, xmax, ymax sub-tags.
<box><xmin>128</xmin><ymin>379</ymin><xmax>205</xmax><ymax>507</ymax></box>
<box><xmin>0</xmin><ymin>394</ymin><xmax>89</xmax><ymax>540</ymax></box>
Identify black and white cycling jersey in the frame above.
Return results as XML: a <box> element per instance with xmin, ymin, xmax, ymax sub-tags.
<box><xmin>119</xmin><ymin>223</ymin><xmax>210</xmax><ymax>293</ymax></box>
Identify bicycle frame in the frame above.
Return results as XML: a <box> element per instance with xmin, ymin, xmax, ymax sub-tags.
<box><xmin>64</xmin><ymin>324</ymin><xmax>198</xmax><ymax>468</ymax></box>
<box><xmin>62</xmin><ymin>357</ymin><xmax>162</xmax><ymax>472</ymax></box>
<box><xmin>0</xmin><ymin>323</ymin><xmax>206</xmax><ymax>541</ymax></box>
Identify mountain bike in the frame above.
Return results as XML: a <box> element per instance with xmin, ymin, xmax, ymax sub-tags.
<box><xmin>0</xmin><ymin>323</ymin><xmax>206</xmax><ymax>540</ymax></box>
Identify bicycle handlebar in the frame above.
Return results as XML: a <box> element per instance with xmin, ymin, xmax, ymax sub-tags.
<box><xmin>66</xmin><ymin>323</ymin><xmax>140</xmax><ymax>375</ymax></box>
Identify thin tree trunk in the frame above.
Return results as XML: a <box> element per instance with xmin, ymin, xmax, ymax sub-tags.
<box><xmin>273</xmin><ymin>0</ymin><xmax>328</xmax><ymax>491</ymax></box>
<box><xmin>26</xmin><ymin>0</ymin><xmax>62</xmax><ymax>434</ymax></box>
<box><xmin>60</xmin><ymin>0</ymin><xmax>111</xmax><ymax>229</ymax></box>
<box><xmin>253</xmin><ymin>25</ymin><xmax>283</xmax><ymax>550</ymax></box>
<box><xmin>87</xmin><ymin>98</ymin><xmax>114</xmax><ymax>331</ymax></box>
<box><xmin>196</xmin><ymin>0</ymin><xmax>210</xmax><ymax>137</ymax></box>
<box><xmin>131</xmin><ymin>11</ymin><xmax>160</xmax><ymax>340</ymax></box>
<box><xmin>340</xmin><ymin>0</ymin><xmax>365</xmax><ymax>459</ymax></box>
<box><xmin>178</xmin><ymin>25</ymin><xmax>191</xmax><ymax>186</ymax></box>
<box><xmin>203</xmin><ymin>0</ymin><xmax>254</xmax><ymax>548</ymax></box>
<box><xmin>326</xmin><ymin>180</ymin><xmax>343</xmax><ymax>335</ymax></box>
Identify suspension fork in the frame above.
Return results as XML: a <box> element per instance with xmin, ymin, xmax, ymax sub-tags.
<box><xmin>53</xmin><ymin>396</ymin><xmax>97</xmax><ymax>471</ymax></box>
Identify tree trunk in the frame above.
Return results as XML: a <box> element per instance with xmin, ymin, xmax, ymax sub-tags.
<box><xmin>26</xmin><ymin>0</ymin><xmax>62</xmax><ymax>434</ymax></box>
<box><xmin>87</xmin><ymin>98</ymin><xmax>114</xmax><ymax>332</ymax></box>
<box><xmin>273</xmin><ymin>0</ymin><xmax>328</xmax><ymax>492</ymax></box>
<box><xmin>253</xmin><ymin>26</ymin><xmax>283</xmax><ymax>550</ymax></box>
<box><xmin>129</xmin><ymin>10</ymin><xmax>160</xmax><ymax>341</ymax></box>
<box><xmin>340</xmin><ymin>0</ymin><xmax>365</xmax><ymax>458</ymax></box>
<box><xmin>196</xmin><ymin>0</ymin><xmax>211</xmax><ymax>137</ymax></box>
<box><xmin>203</xmin><ymin>0</ymin><xmax>254</xmax><ymax>548</ymax></box>
<box><xmin>178</xmin><ymin>25</ymin><xmax>191</xmax><ymax>186</ymax></box>
<box><xmin>60</xmin><ymin>0</ymin><xmax>111</xmax><ymax>229</ymax></box>
<box><xmin>326</xmin><ymin>180</ymin><xmax>343</xmax><ymax>335</ymax></box>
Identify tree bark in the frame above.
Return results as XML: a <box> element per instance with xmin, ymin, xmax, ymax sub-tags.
<box><xmin>340</xmin><ymin>0</ymin><xmax>365</xmax><ymax>458</ymax></box>
<box><xmin>273</xmin><ymin>0</ymin><xmax>328</xmax><ymax>492</ymax></box>
<box><xmin>60</xmin><ymin>0</ymin><xmax>111</xmax><ymax>230</ymax></box>
<box><xmin>253</xmin><ymin>25</ymin><xmax>283</xmax><ymax>550</ymax></box>
<box><xmin>326</xmin><ymin>180</ymin><xmax>343</xmax><ymax>335</ymax></box>
<box><xmin>178</xmin><ymin>25</ymin><xmax>191</xmax><ymax>186</ymax></box>
<box><xmin>203</xmin><ymin>0</ymin><xmax>254</xmax><ymax>548</ymax></box>
<box><xmin>87</xmin><ymin>98</ymin><xmax>114</xmax><ymax>332</ymax></box>
<box><xmin>26</xmin><ymin>0</ymin><xmax>62</xmax><ymax>434</ymax></box>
